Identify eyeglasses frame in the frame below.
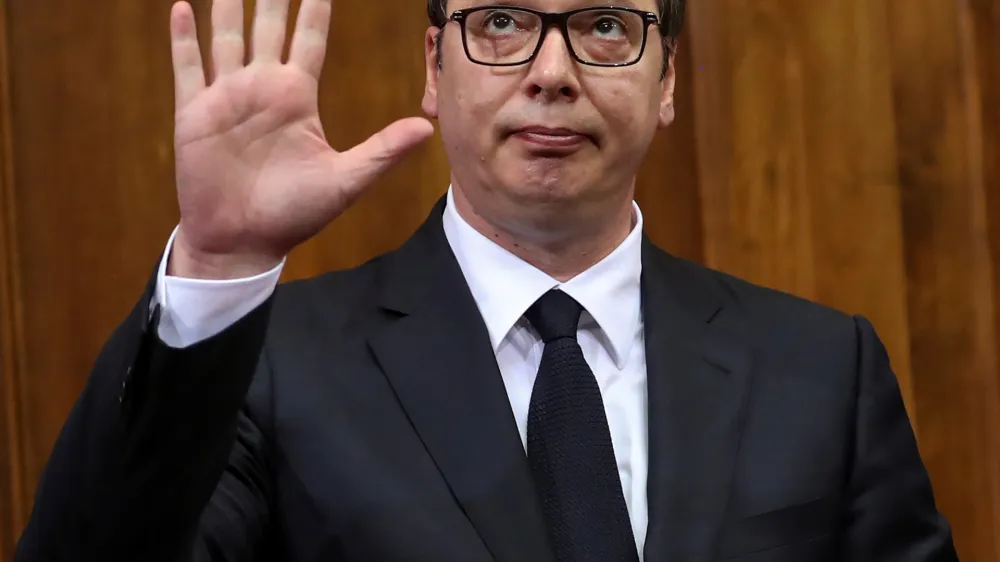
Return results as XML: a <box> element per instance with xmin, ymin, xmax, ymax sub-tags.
<box><xmin>445</xmin><ymin>5</ymin><xmax>663</xmax><ymax>68</ymax></box>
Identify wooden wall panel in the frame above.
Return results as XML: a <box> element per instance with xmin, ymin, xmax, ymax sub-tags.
<box><xmin>686</xmin><ymin>0</ymin><xmax>915</xmax><ymax>406</ymax></box>
<box><xmin>888</xmin><ymin>0</ymin><xmax>1000</xmax><ymax>558</ymax></box>
<box><xmin>0</xmin><ymin>0</ymin><xmax>27</xmax><ymax>555</ymax></box>
<box><xmin>687</xmin><ymin>0</ymin><xmax>817</xmax><ymax>299</ymax></box>
<box><xmin>971</xmin><ymin>0</ymin><xmax>1000</xmax><ymax>377</ymax></box>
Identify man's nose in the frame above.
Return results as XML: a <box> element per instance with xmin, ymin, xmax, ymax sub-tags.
<box><xmin>523</xmin><ymin>27</ymin><xmax>581</xmax><ymax>102</ymax></box>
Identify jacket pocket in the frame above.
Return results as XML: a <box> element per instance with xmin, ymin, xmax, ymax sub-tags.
<box><xmin>718</xmin><ymin>495</ymin><xmax>838</xmax><ymax>558</ymax></box>
<box><xmin>720</xmin><ymin>532</ymin><xmax>835</xmax><ymax>561</ymax></box>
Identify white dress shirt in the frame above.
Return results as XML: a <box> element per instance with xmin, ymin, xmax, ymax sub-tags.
<box><xmin>154</xmin><ymin>187</ymin><xmax>650</xmax><ymax>556</ymax></box>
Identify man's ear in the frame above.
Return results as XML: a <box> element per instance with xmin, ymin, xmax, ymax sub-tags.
<box><xmin>658</xmin><ymin>51</ymin><xmax>677</xmax><ymax>128</ymax></box>
<box><xmin>422</xmin><ymin>27</ymin><xmax>442</xmax><ymax>119</ymax></box>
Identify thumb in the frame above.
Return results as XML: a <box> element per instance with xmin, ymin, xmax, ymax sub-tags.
<box><xmin>339</xmin><ymin>117</ymin><xmax>436</xmax><ymax>190</ymax></box>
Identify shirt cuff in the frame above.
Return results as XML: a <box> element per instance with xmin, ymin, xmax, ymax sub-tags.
<box><xmin>151</xmin><ymin>226</ymin><xmax>284</xmax><ymax>348</ymax></box>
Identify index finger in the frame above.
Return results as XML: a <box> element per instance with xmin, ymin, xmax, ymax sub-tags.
<box><xmin>288</xmin><ymin>0</ymin><xmax>333</xmax><ymax>79</ymax></box>
<box><xmin>170</xmin><ymin>1</ymin><xmax>206</xmax><ymax>110</ymax></box>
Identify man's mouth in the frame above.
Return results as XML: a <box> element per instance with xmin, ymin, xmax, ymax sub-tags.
<box><xmin>510</xmin><ymin>126</ymin><xmax>595</xmax><ymax>152</ymax></box>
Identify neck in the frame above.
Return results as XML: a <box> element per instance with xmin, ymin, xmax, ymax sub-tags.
<box><xmin>451</xmin><ymin>185</ymin><xmax>636</xmax><ymax>283</ymax></box>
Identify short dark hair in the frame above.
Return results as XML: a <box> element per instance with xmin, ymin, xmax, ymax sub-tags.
<box><xmin>426</xmin><ymin>0</ymin><xmax>686</xmax><ymax>75</ymax></box>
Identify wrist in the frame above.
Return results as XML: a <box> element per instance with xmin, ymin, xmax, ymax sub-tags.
<box><xmin>168</xmin><ymin>230</ymin><xmax>283</xmax><ymax>280</ymax></box>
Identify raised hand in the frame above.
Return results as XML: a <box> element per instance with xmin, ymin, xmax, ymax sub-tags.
<box><xmin>168</xmin><ymin>0</ymin><xmax>435</xmax><ymax>278</ymax></box>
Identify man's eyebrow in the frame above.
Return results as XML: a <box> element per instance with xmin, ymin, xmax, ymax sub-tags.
<box><xmin>571</xmin><ymin>0</ymin><xmax>644</xmax><ymax>10</ymax></box>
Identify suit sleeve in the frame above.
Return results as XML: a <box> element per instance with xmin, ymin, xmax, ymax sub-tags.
<box><xmin>155</xmin><ymin>226</ymin><xmax>284</xmax><ymax>349</ymax></box>
<box><xmin>841</xmin><ymin>316</ymin><xmax>959</xmax><ymax>561</ymax></box>
<box><xmin>14</xmin><ymin>270</ymin><xmax>275</xmax><ymax>562</ymax></box>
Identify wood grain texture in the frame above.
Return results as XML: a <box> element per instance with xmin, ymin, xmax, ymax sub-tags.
<box><xmin>888</xmin><ymin>0</ymin><xmax>1000</xmax><ymax>558</ymax></box>
<box><xmin>970</xmin><ymin>0</ymin><xmax>1000</xmax><ymax>387</ymax></box>
<box><xmin>686</xmin><ymin>0</ymin><xmax>915</xmax><ymax>408</ymax></box>
<box><xmin>0</xmin><ymin>0</ymin><xmax>28</xmax><ymax>555</ymax></box>
<box><xmin>688</xmin><ymin>0</ymin><xmax>817</xmax><ymax>300</ymax></box>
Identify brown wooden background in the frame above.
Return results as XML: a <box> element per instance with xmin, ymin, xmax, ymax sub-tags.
<box><xmin>1</xmin><ymin>0</ymin><xmax>998</xmax><ymax>560</ymax></box>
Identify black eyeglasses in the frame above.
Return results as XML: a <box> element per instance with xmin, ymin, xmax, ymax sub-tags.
<box><xmin>446</xmin><ymin>5</ymin><xmax>661</xmax><ymax>68</ymax></box>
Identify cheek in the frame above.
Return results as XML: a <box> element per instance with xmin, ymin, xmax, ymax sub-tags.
<box><xmin>595</xmin><ymin>82</ymin><xmax>660</xmax><ymax>142</ymax></box>
<box><xmin>437</xmin><ymin>87</ymin><xmax>484</xmax><ymax>153</ymax></box>
<box><xmin>444</xmin><ymin>76</ymin><xmax>506</xmax><ymax>139</ymax></box>
<box><xmin>437</xmin><ymin>75</ymin><xmax>519</xmax><ymax>179</ymax></box>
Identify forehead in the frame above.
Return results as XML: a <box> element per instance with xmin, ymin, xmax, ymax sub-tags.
<box><xmin>448</xmin><ymin>0</ymin><xmax>661</xmax><ymax>14</ymax></box>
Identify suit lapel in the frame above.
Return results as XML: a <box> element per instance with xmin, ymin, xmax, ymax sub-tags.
<box><xmin>641</xmin><ymin>240</ymin><xmax>754</xmax><ymax>562</ymax></box>
<box><xmin>368</xmin><ymin>199</ymin><xmax>554</xmax><ymax>562</ymax></box>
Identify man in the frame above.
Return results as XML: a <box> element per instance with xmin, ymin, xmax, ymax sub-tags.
<box><xmin>15</xmin><ymin>0</ymin><xmax>958</xmax><ymax>560</ymax></box>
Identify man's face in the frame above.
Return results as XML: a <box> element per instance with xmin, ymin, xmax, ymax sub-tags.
<box><xmin>422</xmin><ymin>0</ymin><xmax>676</xmax><ymax>231</ymax></box>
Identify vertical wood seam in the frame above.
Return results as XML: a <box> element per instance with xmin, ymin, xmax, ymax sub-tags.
<box><xmin>956</xmin><ymin>0</ymin><xmax>1000</xmax><ymax>557</ymax></box>
<box><xmin>0</xmin><ymin>0</ymin><xmax>29</xmax><ymax>553</ymax></box>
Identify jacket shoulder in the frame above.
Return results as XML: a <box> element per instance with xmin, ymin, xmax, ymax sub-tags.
<box><xmin>660</xmin><ymin>254</ymin><xmax>864</xmax><ymax>357</ymax></box>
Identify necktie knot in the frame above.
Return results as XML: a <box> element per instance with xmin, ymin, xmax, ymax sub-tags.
<box><xmin>526</xmin><ymin>290</ymin><xmax>583</xmax><ymax>343</ymax></box>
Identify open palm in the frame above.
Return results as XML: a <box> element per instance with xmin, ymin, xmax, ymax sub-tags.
<box><xmin>169</xmin><ymin>0</ymin><xmax>434</xmax><ymax>277</ymax></box>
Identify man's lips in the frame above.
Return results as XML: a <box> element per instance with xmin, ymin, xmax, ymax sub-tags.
<box><xmin>510</xmin><ymin>126</ymin><xmax>595</xmax><ymax>149</ymax></box>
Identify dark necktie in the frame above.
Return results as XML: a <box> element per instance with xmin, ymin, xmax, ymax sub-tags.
<box><xmin>525</xmin><ymin>289</ymin><xmax>639</xmax><ymax>562</ymax></box>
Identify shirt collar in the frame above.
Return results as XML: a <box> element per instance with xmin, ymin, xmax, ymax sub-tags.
<box><xmin>441</xmin><ymin>186</ymin><xmax>644</xmax><ymax>369</ymax></box>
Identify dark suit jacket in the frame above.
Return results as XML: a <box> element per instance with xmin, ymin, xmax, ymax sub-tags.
<box><xmin>16</xmin><ymin>199</ymin><xmax>958</xmax><ymax>562</ymax></box>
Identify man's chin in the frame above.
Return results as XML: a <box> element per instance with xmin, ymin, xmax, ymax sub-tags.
<box><xmin>499</xmin><ymin>178</ymin><xmax>590</xmax><ymax>207</ymax></box>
